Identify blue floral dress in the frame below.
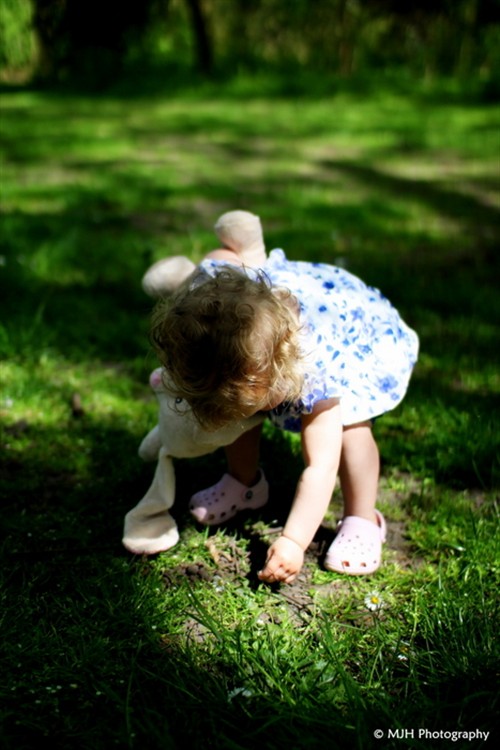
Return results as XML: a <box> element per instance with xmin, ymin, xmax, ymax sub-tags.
<box><xmin>199</xmin><ymin>249</ymin><xmax>419</xmax><ymax>432</ymax></box>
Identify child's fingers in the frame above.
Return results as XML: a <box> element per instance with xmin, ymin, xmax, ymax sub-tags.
<box><xmin>258</xmin><ymin>537</ymin><xmax>303</xmax><ymax>583</ymax></box>
<box><xmin>257</xmin><ymin>562</ymin><xmax>279</xmax><ymax>582</ymax></box>
<box><xmin>257</xmin><ymin>558</ymin><xmax>281</xmax><ymax>582</ymax></box>
<box><xmin>258</xmin><ymin>557</ymin><xmax>296</xmax><ymax>584</ymax></box>
<box><xmin>259</xmin><ymin>568</ymin><xmax>296</xmax><ymax>584</ymax></box>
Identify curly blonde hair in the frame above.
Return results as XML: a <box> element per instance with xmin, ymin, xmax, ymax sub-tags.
<box><xmin>150</xmin><ymin>266</ymin><xmax>304</xmax><ymax>429</ymax></box>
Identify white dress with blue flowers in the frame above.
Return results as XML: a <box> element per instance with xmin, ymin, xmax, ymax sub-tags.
<box><xmin>199</xmin><ymin>249</ymin><xmax>419</xmax><ymax>432</ymax></box>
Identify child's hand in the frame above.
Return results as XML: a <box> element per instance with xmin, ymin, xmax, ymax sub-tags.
<box><xmin>257</xmin><ymin>535</ymin><xmax>304</xmax><ymax>585</ymax></box>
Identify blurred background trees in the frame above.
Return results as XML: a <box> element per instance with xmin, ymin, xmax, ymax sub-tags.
<box><xmin>1</xmin><ymin>0</ymin><xmax>499</xmax><ymax>88</ymax></box>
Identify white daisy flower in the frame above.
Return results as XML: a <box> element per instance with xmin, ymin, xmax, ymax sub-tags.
<box><xmin>364</xmin><ymin>591</ymin><xmax>384</xmax><ymax>611</ymax></box>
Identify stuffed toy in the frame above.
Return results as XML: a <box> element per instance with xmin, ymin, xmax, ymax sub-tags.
<box><xmin>122</xmin><ymin>367</ymin><xmax>264</xmax><ymax>555</ymax></box>
<box><xmin>122</xmin><ymin>210</ymin><xmax>268</xmax><ymax>555</ymax></box>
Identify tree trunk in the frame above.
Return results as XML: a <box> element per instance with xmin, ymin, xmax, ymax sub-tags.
<box><xmin>184</xmin><ymin>0</ymin><xmax>213</xmax><ymax>74</ymax></box>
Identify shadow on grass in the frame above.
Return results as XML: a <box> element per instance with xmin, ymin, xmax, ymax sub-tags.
<box><xmin>324</xmin><ymin>159</ymin><xmax>500</xmax><ymax>233</ymax></box>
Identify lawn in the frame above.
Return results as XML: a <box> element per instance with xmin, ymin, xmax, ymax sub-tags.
<box><xmin>1</xmin><ymin>73</ymin><xmax>499</xmax><ymax>749</ymax></box>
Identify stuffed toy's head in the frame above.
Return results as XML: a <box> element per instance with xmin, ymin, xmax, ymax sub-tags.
<box><xmin>123</xmin><ymin>368</ymin><xmax>264</xmax><ymax>556</ymax></box>
<box><xmin>144</xmin><ymin>367</ymin><xmax>263</xmax><ymax>459</ymax></box>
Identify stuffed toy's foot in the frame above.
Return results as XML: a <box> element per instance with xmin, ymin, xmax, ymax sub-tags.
<box><xmin>122</xmin><ymin>509</ymin><xmax>180</xmax><ymax>555</ymax></box>
<box><xmin>142</xmin><ymin>256</ymin><xmax>196</xmax><ymax>297</ymax></box>
<box><xmin>323</xmin><ymin>510</ymin><xmax>386</xmax><ymax>575</ymax></box>
<box><xmin>189</xmin><ymin>470</ymin><xmax>269</xmax><ymax>526</ymax></box>
<box><xmin>214</xmin><ymin>210</ymin><xmax>267</xmax><ymax>268</ymax></box>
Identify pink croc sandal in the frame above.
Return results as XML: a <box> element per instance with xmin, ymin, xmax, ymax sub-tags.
<box><xmin>324</xmin><ymin>510</ymin><xmax>387</xmax><ymax>575</ymax></box>
<box><xmin>189</xmin><ymin>470</ymin><xmax>269</xmax><ymax>526</ymax></box>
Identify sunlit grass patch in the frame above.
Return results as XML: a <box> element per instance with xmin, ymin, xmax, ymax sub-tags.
<box><xmin>0</xmin><ymin>353</ymin><xmax>152</xmax><ymax>415</ymax></box>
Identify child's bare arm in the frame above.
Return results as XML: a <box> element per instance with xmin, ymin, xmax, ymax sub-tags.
<box><xmin>258</xmin><ymin>398</ymin><xmax>342</xmax><ymax>584</ymax></box>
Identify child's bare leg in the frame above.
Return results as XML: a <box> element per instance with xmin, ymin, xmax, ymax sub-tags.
<box><xmin>224</xmin><ymin>423</ymin><xmax>263</xmax><ymax>486</ymax></box>
<box><xmin>325</xmin><ymin>422</ymin><xmax>384</xmax><ymax>574</ymax></box>
<box><xmin>338</xmin><ymin>422</ymin><xmax>379</xmax><ymax>524</ymax></box>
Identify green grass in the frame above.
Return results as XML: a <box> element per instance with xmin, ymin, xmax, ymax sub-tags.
<box><xmin>1</xmin><ymin>73</ymin><xmax>499</xmax><ymax>749</ymax></box>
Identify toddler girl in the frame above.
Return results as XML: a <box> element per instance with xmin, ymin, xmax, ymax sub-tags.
<box><xmin>151</xmin><ymin>211</ymin><xmax>419</xmax><ymax>584</ymax></box>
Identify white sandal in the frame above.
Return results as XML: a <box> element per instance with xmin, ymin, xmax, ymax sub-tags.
<box><xmin>189</xmin><ymin>470</ymin><xmax>269</xmax><ymax>526</ymax></box>
<box><xmin>324</xmin><ymin>510</ymin><xmax>387</xmax><ymax>575</ymax></box>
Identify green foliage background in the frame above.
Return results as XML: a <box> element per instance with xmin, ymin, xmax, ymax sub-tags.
<box><xmin>0</xmin><ymin>0</ymin><xmax>36</xmax><ymax>72</ymax></box>
<box><xmin>1</xmin><ymin>0</ymin><xmax>499</xmax><ymax>88</ymax></box>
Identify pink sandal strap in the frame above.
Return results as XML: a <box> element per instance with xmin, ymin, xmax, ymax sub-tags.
<box><xmin>324</xmin><ymin>509</ymin><xmax>386</xmax><ymax>575</ymax></box>
<box><xmin>189</xmin><ymin>471</ymin><xmax>269</xmax><ymax>526</ymax></box>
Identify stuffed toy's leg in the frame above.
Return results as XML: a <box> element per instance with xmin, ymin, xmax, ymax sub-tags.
<box><xmin>142</xmin><ymin>256</ymin><xmax>196</xmax><ymax>297</ymax></box>
<box><xmin>122</xmin><ymin>447</ymin><xmax>180</xmax><ymax>555</ymax></box>
<box><xmin>214</xmin><ymin>210</ymin><xmax>267</xmax><ymax>268</ymax></box>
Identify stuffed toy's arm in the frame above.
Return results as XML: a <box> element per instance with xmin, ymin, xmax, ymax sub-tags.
<box><xmin>138</xmin><ymin>425</ymin><xmax>162</xmax><ymax>462</ymax></box>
